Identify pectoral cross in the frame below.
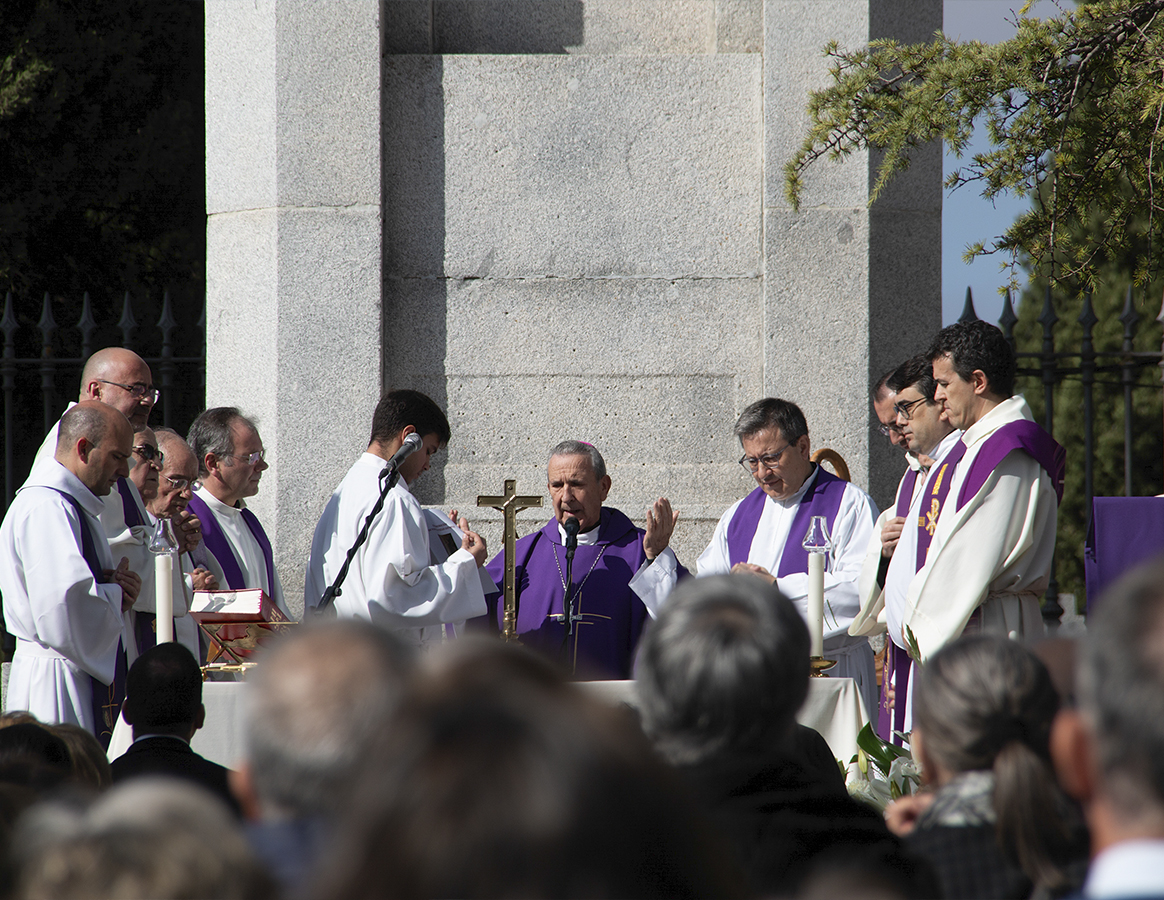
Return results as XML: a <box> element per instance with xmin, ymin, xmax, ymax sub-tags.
<box><xmin>477</xmin><ymin>479</ymin><xmax>543</xmax><ymax>642</ymax></box>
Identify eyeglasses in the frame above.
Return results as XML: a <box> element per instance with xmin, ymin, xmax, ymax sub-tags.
<box><xmin>893</xmin><ymin>397</ymin><xmax>928</xmax><ymax>421</ymax></box>
<box><xmin>877</xmin><ymin>421</ymin><xmax>904</xmax><ymax>437</ymax></box>
<box><xmin>163</xmin><ymin>475</ymin><xmax>199</xmax><ymax>492</ymax></box>
<box><xmin>739</xmin><ymin>444</ymin><xmax>793</xmax><ymax>473</ymax></box>
<box><xmin>132</xmin><ymin>444</ymin><xmax>164</xmax><ymax>466</ymax></box>
<box><xmin>97</xmin><ymin>380</ymin><xmax>159</xmax><ymax>403</ymax></box>
<box><xmin>227</xmin><ymin>450</ymin><xmax>266</xmax><ymax>467</ymax></box>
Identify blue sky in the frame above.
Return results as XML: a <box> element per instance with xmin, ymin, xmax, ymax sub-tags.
<box><xmin>941</xmin><ymin>0</ymin><xmax>1072</xmax><ymax>323</ymax></box>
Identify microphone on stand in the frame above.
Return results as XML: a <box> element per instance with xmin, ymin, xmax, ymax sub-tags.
<box><xmin>563</xmin><ymin>516</ymin><xmax>581</xmax><ymax>645</ymax></box>
<box><xmin>386</xmin><ymin>433</ymin><xmax>423</xmax><ymax>471</ymax></box>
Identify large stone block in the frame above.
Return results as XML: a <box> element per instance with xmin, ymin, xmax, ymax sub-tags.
<box><xmin>762</xmin><ymin>207</ymin><xmax>873</xmax><ymax>488</ymax></box>
<box><xmin>205</xmin><ymin>0</ymin><xmax>277</xmax><ymax>213</ymax></box>
<box><xmin>430</xmin><ymin>1</ymin><xmax>716</xmax><ymax>55</ymax></box>
<box><xmin>207</xmin><ymin>206</ymin><xmax>382</xmax><ymax>616</ymax></box>
<box><xmin>383</xmin><ymin>54</ymin><xmax>762</xmax><ymax>279</ymax></box>
<box><xmin>717</xmin><ymin>0</ymin><xmax>763</xmax><ymax>52</ymax></box>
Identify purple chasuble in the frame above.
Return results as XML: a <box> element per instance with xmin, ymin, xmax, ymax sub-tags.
<box><xmin>725</xmin><ymin>468</ymin><xmax>847</xmax><ymax>575</ymax></box>
<box><xmin>479</xmin><ymin>508</ymin><xmax>689</xmax><ymax>681</ymax></box>
<box><xmin>956</xmin><ymin>419</ymin><xmax>1066</xmax><ymax>510</ymax></box>
<box><xmin>186</xmin><ymin>494</ymin><xmax>276</xmax><ymax>591</ymax></box>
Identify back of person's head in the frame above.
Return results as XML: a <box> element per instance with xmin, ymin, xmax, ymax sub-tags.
<box><xmin>369</xmin><ymin>389</ymin><xmax>451</xmax><ymax>446</ymax></box>
<box><xmin>887</xmin><ymin>353</ymin><xmax>940</xmax><ymax>403</ymax></box>
<box><xmin>913</xmin><ymin>635</ymin><xmax>1067</xmax><ymax>888</ymax></box>
<box><xmin>123</xmin><ymin>643</ymin><xmax>202</xmax><ymax>733</ymax></box>
<box><xmin>733</xmin><ymin>397</ymin><xmax>809</xmax><ymax>442</ymax></box>
<box><xmin>927</xmin><ymin>320</ymin><xmax>1016</xmax><ymax>398</ymax></box>
<box><xmin>8</xmin><ymin>778</ymin><xmax>276</xmax><ymax>899</ymax></box>
<box><xmin>314</xmin><ymin>637</ymin><xmax>745</xmax><ymax>899</ymax></box>
<box><xmin>0</xmin><ymin>722</ymin><xmax>72</xmax><ymax>773</ymax></box>
<box><xmin>50</xmin><ymin>725</ymin><xmax>112</xmax><ymax>791</ymax></box>
<box><xmin>245</xmin><ymin>620</ymin><xmax>415</xmax><ymax>818</ymax></box>
<box><xmin>636</xmin><ymin>574</ymin><xmax>810</xmax><ymax>765</ymax></box>
<box><xmin>1079</xmin><ymin>558</ymin><xmax>1164</xmax><ymax>822</ymax></box>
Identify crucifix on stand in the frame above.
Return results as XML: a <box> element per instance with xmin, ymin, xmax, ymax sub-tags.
<box><xmin>477</xmin><ymin>479</ymin><xmax>543</xmax><ymax>642</ymax></box>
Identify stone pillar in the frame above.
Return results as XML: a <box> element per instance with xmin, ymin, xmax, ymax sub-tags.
<box><xmin>765</xmin><ymin>0</ymin><xmax>943</xmax><ymax>505</ymax></box>
<box><xmin>205</xmin><ymin>1</ymin><xmax>382</xmax><ymax>614</ymax></box>
<box><xmin>205</xmin><ymin>0</ymin><xmax>942</xmax><ymax>596</ymax></box>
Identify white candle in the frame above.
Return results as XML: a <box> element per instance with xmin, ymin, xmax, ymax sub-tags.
<box><xmin>155</xmin><ymin>553</ymin><xmax>174</xmax><ymax>644</ymax></box>
<box><xmin>807</xmin><ymin>552</ymin><xmax>825</xmax><ymax>657</ymax></box>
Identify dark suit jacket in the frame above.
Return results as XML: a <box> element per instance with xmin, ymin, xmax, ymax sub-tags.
<box><xmin>110</xmin><ymin>734</ymin><xmax>241</xmax><ymax>816</ymax></box>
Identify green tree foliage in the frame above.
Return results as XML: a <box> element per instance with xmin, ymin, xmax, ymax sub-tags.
<box><xmin>1011</xmin><ymin>208</ymin><xmax>1163</xmax><ymax>603</ymax></box>
<box><xmin>785</xmin><ymin>0</ymin><xmax>1164</xmax><ymax>291</ymax></box>
<box><xmin>0</xmin><ymin>0</ymin><xmax>204</xmax><ymax>300</ymax></box>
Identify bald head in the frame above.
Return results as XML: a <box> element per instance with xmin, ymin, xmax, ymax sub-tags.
<box><xmin>79</xmin><ymin>348</ymin><xmax>156</xmax><ymax>428</ymax></box>
<box><xmin>56</xmin><ymin>401</ymin><xmax>133</xmax><ymax>496</ymax></box>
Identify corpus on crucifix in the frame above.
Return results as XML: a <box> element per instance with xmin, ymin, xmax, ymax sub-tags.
<box><xmin>477</xmin><ymin>480</ymin><xmax>543</xmax><ymax>642</ymax></box>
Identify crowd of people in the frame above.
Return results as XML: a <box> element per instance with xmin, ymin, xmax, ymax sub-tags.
<box><xmin>0</xmin><ymin>319</ymin><xmax>1157</xmax><ymax>897</ymax></box>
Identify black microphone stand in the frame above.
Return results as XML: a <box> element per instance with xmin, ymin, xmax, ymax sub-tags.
<box><xmin>560</xmin><ymin>519</ymin><xmax>579</xmax><ymax>666</ymax></box>
<box><xmin>315</xmin><ymin>460</ymin><xmax>402</xmax><ymax>615</ymax></box>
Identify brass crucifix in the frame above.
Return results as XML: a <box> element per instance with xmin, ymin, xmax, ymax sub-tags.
<box><xmin>477</xmin><ymin>479</ymin><xmax>543</xmax><ymax>643</ymax></box>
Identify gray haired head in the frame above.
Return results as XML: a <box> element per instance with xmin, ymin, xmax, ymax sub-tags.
<box><xmin>187</xmin><ymin>406</ymin><xmax>257</xmax><ymax>478</ymax></box>
<box><xmin>245</xmin><ymin>620</ymin><xmax>414</xmax><ymax>818</ymax></box>
<box><xmin>732</xmin><ymin>398</ymin><xmax>808</xmax><ymax>443</ymax></box>
<box><xmin>1079</xmin><ymin>558</ymin><xmax>1164</xmax><ymax>818</ymax></box>
<box><xmin>635</xmin><ymin>574</ymin><xmax>810</xmax><ymax>765</ymax></box>
<box><xmin>548</xmin><ymin>440</ymin><xmax>606</xmax><ymax>481</ymax></box>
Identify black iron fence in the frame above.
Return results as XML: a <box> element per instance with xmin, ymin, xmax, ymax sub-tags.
<box><xmin>956</xmin><ymin>285</ymin><xmax>1164</xmax><ymax>626</ymax></box>
<box><xmin>1</xmin><ymin>288</ymin><xmax>206</xmax><ymax>511</ymax></box>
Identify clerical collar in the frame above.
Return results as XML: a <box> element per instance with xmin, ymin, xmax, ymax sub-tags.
<box><xmin>558</xmin><ymin>521</ymin><xmax>600</xmax><ymax>545</ymax></box>
<box><xmin>776</xmin><ymin>464</ymin><xmax>820</xmax><ymax>509</ymax></box>
<box><xmin>196</xmin><ymin>486</ymin><xmax>248</xmax><ymax>516</ymax></box>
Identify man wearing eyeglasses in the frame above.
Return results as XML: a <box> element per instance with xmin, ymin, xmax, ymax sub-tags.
<box><xmin>640</xmin><ymin>398</ymin><xmax>879</xmax><ymax>715</ymax></box>
<box><xmin>186</xmin><ymin>407</ymin><xmax>289</xmax><ymax>618</ymax></box>
<box><xmin>853</xmin><ymin>354</ymin><xmax>961</xmax><ymax>741</ymax></box>
<box><xmin>124</xmin><ymin>428</ymin><xmax>218</xmax><ymax>660</ymax></box>
<box><xmin>27</xmin><ymin>349</ymin><xmax>161</xmax><ymax>661</ymax></box>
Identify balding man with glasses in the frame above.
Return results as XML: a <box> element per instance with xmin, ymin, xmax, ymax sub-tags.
<box><xmin>27</xmin><ymin>349</ymin><xmax>161</xmax><ymax>662</ymax></box>
<box><xmin>638</xmin><ymin>398</ymin><xmax>878</xmax><ymax>716</ymax></box>
<box><xmin>186</xmin><ymin>407</ymin><xmax>289</xmax><ymax>619</ymax></box>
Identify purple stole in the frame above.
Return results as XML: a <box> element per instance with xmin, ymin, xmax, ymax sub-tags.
<box><xmin>186</xmin><ymin>493</ymin><xmax>275</xmax><ymax>591</ymax></box>
<box><xmin>117</xmin><ymin>479</ymin><xmax>145</xmax><ymax>528</ymax></box>
<box><xmin>915</xmin><ymin>442</ymin><xmax>968</xmax><ymax>570</ymax></box>
<box><xmin>956</xmin><ymin>419</ymin><xmax>1066</xmax><ymax>509</ymax></box>
<box><xmin>725</xmin><ymin>468</ymin><xmax>847</xmax><ymax>574</ymax></box>
<box><xmin>48</xmin><ymin>488</ymin><xmax>126</xmax><ymax>749</ymax></box>
<box><xmin>895</xmin><ymin>468</ymin><xmax>919</xmax><ymax>518</ymax></box>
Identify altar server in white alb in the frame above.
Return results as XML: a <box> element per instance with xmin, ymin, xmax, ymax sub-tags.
<box><xmin>636</xmin><ymin>398</ymin><xmax>878</xmax><ymax>716</ymax></box>
<box><xmin>1</xmin><ymin>402</ymin><xmax>142</xmax><ymax>736</ymax></box>
<box><xmin>185</xmin><ymin>407</ymin><xmax>289</xmax><ymax>617</ymax></box>
<box><xmin>303</xmin><ymin>389</ymin><xmax>489</xmax><ymax>645</ymax></box>
<box><xmin>852</xmin><ymin>355</ymin><xmax>960</xmax><ymax>741</ymax></box>
<box><xmin>901</xmin><ymin>321</ymin><xmax>1064</xmax><ymax>661</ymax></box>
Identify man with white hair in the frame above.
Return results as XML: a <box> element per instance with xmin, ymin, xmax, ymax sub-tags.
<box><xmin>480</xmin><ymin>439</ymin><xmax>683</xmax><ymax>680</ymax></box>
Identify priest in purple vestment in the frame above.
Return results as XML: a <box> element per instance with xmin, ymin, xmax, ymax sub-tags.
<box><xmin>478</xmin><ymin>441</ymin><xmax>686</xmax><ymax>681</ymax></box>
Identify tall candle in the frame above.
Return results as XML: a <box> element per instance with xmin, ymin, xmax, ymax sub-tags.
<box><xmin>155</xmin><ymin>553</ymin><xmax>174</xmax><ymax>644</ymax></box>
<box><xmin>807</xmin><ymin>552</ymin><xmax>825</xmax><ymax>657</ymax></box>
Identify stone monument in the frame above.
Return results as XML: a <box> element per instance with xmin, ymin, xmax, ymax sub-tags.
<box><xmin>205</xmin><ymin>0</ymin><xmax>943</xmax><ymax>617</ymax></box>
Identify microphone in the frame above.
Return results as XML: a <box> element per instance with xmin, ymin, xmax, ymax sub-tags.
<box><xmin>387</xmin><ymin>433</ymin><xmax>423</xmax><ymax>470</ymax></box>
<box><xmin>563</xmin><ymin>516</ymin><xmax>580</xmax><ymax>552</ymax></box>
